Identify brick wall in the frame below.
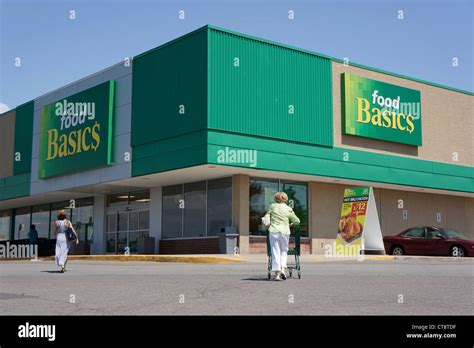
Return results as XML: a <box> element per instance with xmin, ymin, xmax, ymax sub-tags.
<box><xmin>159</xmin><ymin>237</ymin><xmax>220</xmax><ymax>254</ymax></box>
<box><xmin>249</xmin><ymin>236</ymin><xmax>310</xmax><ymax>254</ymax></box>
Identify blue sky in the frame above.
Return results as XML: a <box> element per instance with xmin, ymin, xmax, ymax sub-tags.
<box><xmin>1</xmin><ymin>0</ymin><xmax>472</xmax><ymax>111</ymax></box>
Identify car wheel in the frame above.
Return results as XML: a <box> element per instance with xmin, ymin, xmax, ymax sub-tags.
<box><xmin>450</xmin><ymin>245</ymin><xmax>466</xmax><ymax>257</ymax></box>
<box><xmin>391</xmin><ymin>246</ymin><xmax>404</xmax><ymax>255</ymax></box>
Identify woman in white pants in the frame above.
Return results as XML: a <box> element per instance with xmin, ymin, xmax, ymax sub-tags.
<box><xmin>263</xmin><ymin>192</ymin><xmax>300</xmax><ymax>281</ymax></box>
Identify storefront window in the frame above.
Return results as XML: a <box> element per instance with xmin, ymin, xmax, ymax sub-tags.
<box><xmin>129</xmin><ymin>190</ymin><xmax>150</xmax><ymax>204</ymax></box>
<box><xmin>162</xmin><ymin>177</ymin><xmax>233</xmax><ymax>239</ymax></box>
<box><xmin>162</xmin><ymin>185</ymin><xmax>183</xmax><ymax>239</ymax></box>
<box><xmin>249</xmin><ymin>179</ymin><xmax>279</xmax><ymax>235</ymax></box>
<box><xmin>108</xmin><ymin>190</ymin><xmax>150</xmax><ymax>207</ymax></box>
<box><xmin>281</xmin><ymin>181</ymin><xmax>309</xmax><ymax>237</ymax></box>
<box><xmin>249</xmin><ymin>178</ymin><xmax>308</xmax><ymax>237</ymax></box>
<box><xmin>107</xmin><ymin>192</ymin><xmax>129</xmax><ymax>206</ymax></box>
<box><xmin>32</xmin><ymin>204</ymin><xmax>51</xmax><ymax>239</ymax></box>
<box><xmin>71</xmin><ymin>197</ymin><xmax>94</xmax><ymax>242</ymax></box>
<box><xmin>207</xmin><ymin>177</ymin><xmax>232</xmax><ymax>236</ymax></box>
<box><xmin>0</xmin><ymin>210</ymin><xmax>11</xmax><ymax>241</ymax></box>
<box><xmin>183</xmin><ymin>181</ymin><xmax>206</xmax><ymax>238</ymax></box>
<box><xmin>14</xmin><ymin>207</ymin><xmax>31</xmax><ymax>240</ymax></box>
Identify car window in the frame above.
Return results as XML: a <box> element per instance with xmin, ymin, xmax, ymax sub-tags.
<box><xmin>425</xmin><ymin>228</ymin><xmax>439</xmax><ymax>238</ymax></box>
<box><xmin>404</xmin><ymin>228</ymin><xmax>424</xmax><ymax>238</ymax></box>
<box><xmin>442</xmin><ymin>229</ymin><xmax>469</xmax><ymax>239</ymax></box>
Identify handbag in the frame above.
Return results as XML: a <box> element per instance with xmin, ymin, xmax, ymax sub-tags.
<box><xmin>261</xmin><ymin>214</ymin><xmax>271</xmax><ymax>230</ymax></box>
<box><xmin>65</xmin><ymin>221</ymin><xmax>77</xmax><ymax>242</ymax></box>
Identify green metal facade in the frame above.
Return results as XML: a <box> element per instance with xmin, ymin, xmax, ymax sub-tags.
<box><xmin>207</xmin><ymin>28</ymin><xmax>333</xmax><ymax>146</ymax></box>
<box><xmin>130</xmin><ymin>25</ymin><xmax>473</xmax><ymax>193</ymax></box>
<box><xmin>131</xmin><ymin>28</ymin><xmax>208</xmax><ymax>176</ymax></box>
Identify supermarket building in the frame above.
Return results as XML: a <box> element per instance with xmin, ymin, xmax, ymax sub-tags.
<box><xmin>0</xmin><ymin>25</ymin><xmax>473</xmax><ymax>255</ymax></box>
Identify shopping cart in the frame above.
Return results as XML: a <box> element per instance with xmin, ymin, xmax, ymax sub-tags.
<box><xmin>267</xmin><ymin>224</ymin><xmax>301</xmax><ymax>279</ymax></box>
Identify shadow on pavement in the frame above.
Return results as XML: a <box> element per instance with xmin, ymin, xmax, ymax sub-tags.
<box><xmin>41</xmin><ymin>270</ymin><xmax>64</xmax><ymax>274</ymax></box>
<box><xmin>241</xmin><ymin>277</ymin><xmax>271</xmax><ymax>281</ymax></box>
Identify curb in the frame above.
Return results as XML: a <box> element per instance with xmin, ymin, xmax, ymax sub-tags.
<box><xmin>37</xmin><ymin>254</ymin><xmax>246</xmax><ymax>264</ymax></box>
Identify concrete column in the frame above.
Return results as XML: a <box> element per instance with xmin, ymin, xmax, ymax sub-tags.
<box><xmin>309</xmin><ymin>181</ymin><xmax>341</xmax><ymax>254</ymax></box>
<box><xmin>149</xmin><ymin>186</ymin><xmax>163</xmax><ymax>253</ymax></box>
<box><xmin>92</xmin><ymin>194</ymin><xmax>106</xmax><ymax>254</ymax></box>
<box><xmin>232</xmin><ymin>174</ymin><xmax>249</xmax><ymax>254</ymax></box>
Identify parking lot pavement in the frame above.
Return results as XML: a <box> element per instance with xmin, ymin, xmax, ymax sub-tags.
<box><xmin>0</xmin><ymin>258</ymin><xmax>472</xmax><ymax>315</ymax></box>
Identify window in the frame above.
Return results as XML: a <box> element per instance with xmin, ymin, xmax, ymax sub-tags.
<box><xmin>207</xmin><ymin>177</ymin><xmax>232</xmax><ymax>236</ymax></box>
<box><xmin>162</xmin><ymin>185</ymin><xmax>184</xmax><ymax>239</ymax></box>
<box><xmin>249</xmin><ymin>179</ymin><xmax>279</xmax><ymax>236</ymax></box>
<box><xmin>107</xmin><ymin>190</ymin><xmax>150</xmax><ymax>206</ymax></box>
<box><xmin>0</xmin><ymin>210</ymin><xmax>11</xmax><ymax>241</ymax></box>
<box><xmin>249</xmin><ymin>179</ymin><xmax>308</xmax><ymax>237</ymax></box>
<box><xmin>425</xmin><ymin>228</ymin><xmax>440</xmax><ymax>238</ymax></box>
<box><xmin>441</xmin><ymin>228</ymin><xmax>468</xmax><ymax>239</ymax></box>
<box><xmin>107</xmin><ymin>193</ymin><xmax>129</xmax><ymax>206</ymax></box>
<box><xmin>281</xmin><ymin>181</ymin><xmax>308</xmax><ymax>237</ymax></box>
<box><xmin>14</xmin><ymin>207</ymin><xmax>31</xmax><ymax>240</ymax></box>
<box><xmin>183</xmin><ymin>181</ymin><xmax>206</xmax><ymax>238</ymax></box>
<box><xmin>404</xmin><ymin>228</ymin><xmax>424</xmax><ymax>238</ymax></box>
<box><xmin>161</xmin><ymin>177</ymin><xmax>233</xmax><ymax>239</ymax></box>
<box><xmin>71</xmin><ymin>198</ymin><xmax>94</xmax><ymax>242</ymax></box>
<box><xmin>32</xmin><ymin>204</ymin><xmax>50</xmax><ymax>239</ymax></box>
<box><xmin>129</xmin><ymin>190</ymin><xmax>150</xmax><ymax>204</ymax></box>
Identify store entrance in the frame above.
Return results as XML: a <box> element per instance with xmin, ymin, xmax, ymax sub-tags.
<box><xmin>105</xmin><ymin>190</ymin><xmax>150</xmax><ymax>254</ymax></box>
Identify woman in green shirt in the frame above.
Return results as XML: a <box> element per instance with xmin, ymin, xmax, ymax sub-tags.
<box><xmin>263</xmin><ymin>192</ymin><xmax>300</xmax><ymax>281</ymax></box>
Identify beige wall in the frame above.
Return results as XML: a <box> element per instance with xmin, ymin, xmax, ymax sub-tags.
<box><xmin>233</xmin><ymin>174</ymin><xmax>250</xmax><ymax>253</ymax></box>
<box><xmin>332</xmin><ymin>62</ymin><xmax>474</xmax><ymax>166</ymax></box>
<box><xmin>309</xmin><ymin>181</ymin><xmax>474</xmax><ymax>253</ymax></box>
<box><xmin>0</xmin><ymin>110</ymin><xmax>15</xmax><ymax>178</ymax></box>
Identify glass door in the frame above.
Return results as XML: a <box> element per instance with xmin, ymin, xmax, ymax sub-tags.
<box><xmin>106</xmin><ymin>209</ymin><xmax>150</xmax><ymax>254</ymax></box>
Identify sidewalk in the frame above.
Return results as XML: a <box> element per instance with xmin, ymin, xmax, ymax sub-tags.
<box><xmin>34</xmin><ymin>253</ymin><xmax>396</xmax><ymax>263</ymax></box>
<box><xmin>3</xmin><ymin>253</ymin><xmax>472</xmax><ymax>264</ymax></box>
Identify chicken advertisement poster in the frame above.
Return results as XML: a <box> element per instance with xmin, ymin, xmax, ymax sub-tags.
<box><xmin>336</xmin><ymin>187</ymin><xmax>385</xmax><ymax>256</ymax></box>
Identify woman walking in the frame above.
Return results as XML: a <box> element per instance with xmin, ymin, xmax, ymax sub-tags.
<box><xmin>54</xmin><ymin>210</ymin><xmax>78</xmax><ymax>273</ymax></box>
<box><xmin>263</xmin><ymin>192</ymin><xmax>300</xmax><ymax>281</ymax></box>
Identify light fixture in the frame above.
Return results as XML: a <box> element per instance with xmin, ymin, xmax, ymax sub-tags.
<box><xmin>135</xmin><ymin>199</ymin><xmax>150</xmax><ymax>203</ymax></box>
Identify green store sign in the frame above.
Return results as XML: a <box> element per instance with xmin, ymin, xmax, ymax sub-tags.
<box><xmin>341</xmin><ymin>73</ymin><xmax>422</xmax><ymax>146</ymax></box>
<box><xmin>38</xmin><ymin>80</ymin><xmax>115</xmax><ymax>179</ymax></box>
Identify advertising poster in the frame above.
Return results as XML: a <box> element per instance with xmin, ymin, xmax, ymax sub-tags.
<box><xmin>336</xmin><ymin>187</ymin><xmax>369</xmax><ymax>255</ymax></box>
<box><xmin>336</xmin><ymin>186</ymin><xmax>385</xmax><ymax>255</ymax></box>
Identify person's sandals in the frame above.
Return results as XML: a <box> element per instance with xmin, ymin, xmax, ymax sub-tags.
<box><xmin>274</xmin><ymin>272</ymin><xmax>282</xmax><ymax>281</ymax></box>
<box><xmin>280</xmin><ymin>270</ymin><xmax>287</xmax><ymax>280</ymax></box>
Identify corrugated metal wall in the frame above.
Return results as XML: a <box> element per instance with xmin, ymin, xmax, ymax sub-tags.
<box><xmin>131</xmin><ymin>28</ymin><xmax>208</xmax><ymax>148</ymax></box>
<box><xmin>208</xmin><ymin>28</ymin><xmax>333</xmax><ymax>147</ymax></box>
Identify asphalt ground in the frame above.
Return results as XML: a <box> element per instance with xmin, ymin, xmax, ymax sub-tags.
<box><xmin>1</xmin><ymin>258</ymin><xmax>472</xmax><ymax>315</ymax></box>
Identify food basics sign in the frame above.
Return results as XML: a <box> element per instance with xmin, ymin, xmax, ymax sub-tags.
<box><xmin>341</xmin><ymin>73</ymin><xmax>422</xmax><ymax>146</ymax></box>
<box><xmin>38</xmin><ymin>81</ymin><xmax>115</xmax><ymax>179</ymax></box>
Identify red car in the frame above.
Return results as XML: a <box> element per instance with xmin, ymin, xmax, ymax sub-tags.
<box><xmin>383</xmin><ymin>226</ymin><xmax>473</xmax><ymax>257</ymax></box>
